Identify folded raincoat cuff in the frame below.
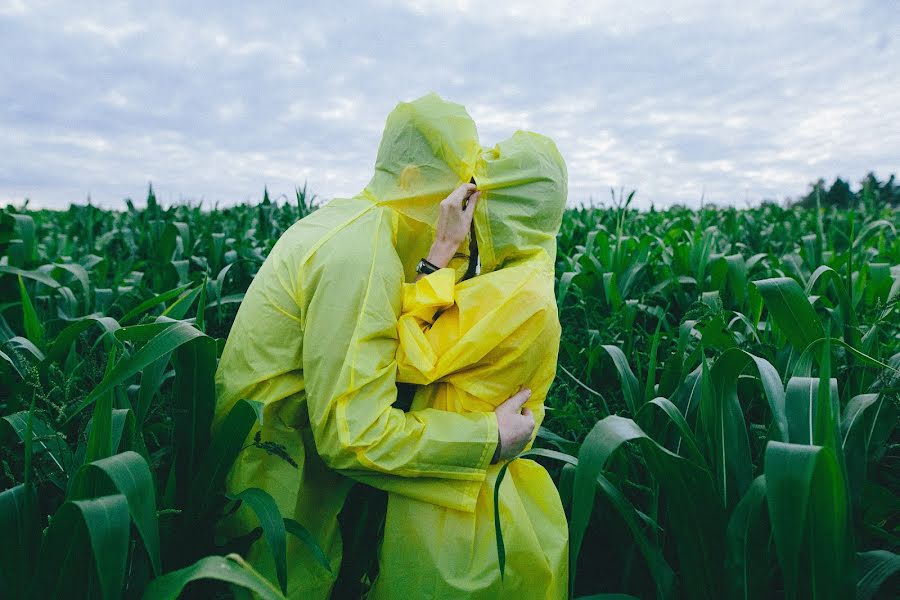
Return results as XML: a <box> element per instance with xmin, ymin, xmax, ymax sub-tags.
<box><xmin>401</xmin><ymin>268</ymin><xmax>456</xmax><ymax>324</ymax></box>
<box><xmin>478</xmin><ymin>411</ymin><xmax>500</xmax><ymax>470</ymax></box>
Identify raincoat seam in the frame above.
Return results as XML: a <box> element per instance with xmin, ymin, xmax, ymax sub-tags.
<box><xmin>337</xmin><ymin>208</ymin><xmax>389</xmax><ymax>452</ymax></box>
<box><xmin>352</xmin><ymin>455</ymin><xmax>485</xmax><ymax>479</ymax></box>
<box><xmin>301</xmin><ymin>201</ymin><xmax>376</xmax><ymax>268</ymax></box>
<box><xmin>477</xmin><ymin>413</ymin><xmax>499</xmax><ymax>470</ymax></box>
<box><xmin>261</xmin><ymin>289</ymin><xmax>303</xmax><ymax>325</ymax></box>
<box><xmin>479</xmin><ymin>201</ymin><xmax>497</xmax><ymax>272</ymax></box>
<box><xmin>272</xmin><ymin>256</ymin><xmax>299</xmax><ymax>313</ymax></box>
<box><xmin>297</xmin><ymin>202</ymin><xmax>376</xmax><ymax>328</ymax></box>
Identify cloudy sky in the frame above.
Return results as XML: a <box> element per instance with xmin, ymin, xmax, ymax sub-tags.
<box><xmin>1</xmin><ymin>0</ymin><xmax>897</xmax><ymax>209</ymax></box>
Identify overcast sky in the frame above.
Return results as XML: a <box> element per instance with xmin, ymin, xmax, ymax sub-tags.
<box><xmin>1</xmin><ymin>0</ymin><xmax>897</xmax><ymax>209</ymax></box>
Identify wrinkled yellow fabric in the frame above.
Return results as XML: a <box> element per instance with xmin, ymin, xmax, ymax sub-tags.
<box><xmin>371</xmin><ymin>265</ymin><xmax>567</xmax><ymax>599</ymax></box>
<box><xmin>370</xmin><ymin>130</ymin><xmax>570</xmax><ymax>598</ymax></box>
<box><xmin>212</xmin><ymin>93</ymin><xmax>501</xmax><ymax>599</ymax></box>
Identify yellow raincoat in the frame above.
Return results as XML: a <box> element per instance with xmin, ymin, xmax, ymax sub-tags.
<box><xmin>214</xmin><ymin>94</ymin><xmax>498</xmax><ymax>599</ymax></box>
<box><xmin>213</xmin><ymin>93</ymin><xmax>568</xmax><ymax>599</ymax></box>
<box><xmin>370</xmin><ymin>131</ymin><xmax>569</xmax><ymax>599</ymax></box>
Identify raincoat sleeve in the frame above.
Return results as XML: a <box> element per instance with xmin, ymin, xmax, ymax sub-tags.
<box><xmin>394</xmin><ymin>268</ymin><xmax>458</xmax><ymax>383</ymax></box>
<box><xmin>395</xmin><ymin>265</ymin><xmax>560</xmax><ymax>448</ymax></box>
<box><xmin>301</xmin><ymin>214</ymin><xmax>499</xmax><ymax>511</ymax></box>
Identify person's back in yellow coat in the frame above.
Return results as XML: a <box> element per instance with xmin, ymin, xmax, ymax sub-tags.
<box><xmin>370</xmin><ymin>131</ymin><xmax>570</xmax><ymax>598</ymax></box>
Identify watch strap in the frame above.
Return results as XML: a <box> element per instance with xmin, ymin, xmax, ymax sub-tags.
<box><xmin>417</xmin><ymin>258</ymin><xmax>440</xmax><ymax>274</ymax></box>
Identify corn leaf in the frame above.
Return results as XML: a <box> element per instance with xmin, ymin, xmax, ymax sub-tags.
<box><xmin>841</xmin><ymin>393</ymin><xmax>897</xmax><ymax>510</ymax></box>
<box><xmin>227</xmin><ymin>487</ymin><xmax>289</xmax><ymax>595</ymax></box>
<box><xmin>0</xmin><ymin>484</ymin><xmax>40</xmax><ymax>598</ymax></box>
<box><xmin>119</xmin><ymin>282</ymin><xmax>192</xmax><ymax>325</ymax></box>
<box><xmin>283</xmin><ymin>518</ymin><xmax>333</xmax><ymax>574</ymax></box>
<box><xmin>754</xmin><ymin>277</ymin><xmax>824</xmax><ymax>349</ymax></box>
<box><xmin>45</xmin><ymin>315</ymin><xmax>121</xmax><ymax>363</ymax></box>
<box><xmin>699</xmin><ymin>351</ymin><xmax>752</xmax><ymax>507</ymax></box>
<box><xmin>0</xmin><ymin>264</ymin><xmax>61</xmax><ymax>288</ymax></box>
<box><xmin>855</xmin><ymin>550</ymin><xmax>900</xmax><ymax>600</ymax></box>
<box><xmin>764</xmin><ymin>441</ymin><xmax>853</xmax><ymax>600</ymax></box>
<box><xmin>65</xmin><ymin>321</ymin><xmax>208</xmax><ymax>423</ymax></box>
<box><xmin>597</xmin><ymin>345</ymin><xmax>641</xmax><ymax>414</ymax></box>
<box><xmin>18</xmin><ymin>275</ymin><xmax>43</xmax><ymax>347</ymax></box>
<box><xmin>84</xmin><ymin>346</ymin><xmax>118</xmax><ymax>464</ymax></box>
<box><xmin>142</xmin><ymin>553</ymin><xmax>285</xmax><ymax>600</ymax></box>
<box><xmin>172</xmin><ymin>335</ymin><xmax>216</xmax><ymax>504</ymax></box>
<box><xmin>783</xmin><ymin>377</ymin><xmax>839</xmax><ymax>446</ymax></box>
<box><xmin>725</xmin><ymin>475</ymin><xmax>772</xmax><ymax>600</ymax></box>
<box><xmin>69</xmin><ymin>451</ymin><xmax>162</xmax><ymax>576</ymax></box>
<box><xmin>2</xmin><ymin>410</ymin><xmax>72</xmax><ymax>473</ymax></box>
<box><xmin>594</xmin><ymin>473</ymin><xmax>675</xmax><ymax>597</ymax></box>
<box><xmin>571</xmin><ymin>415</ymin><xmax>724</xmax><ymax>599</ymax></box>
<box><xmin>33</xmin><ymin>494</ymin><xmax>130</xmax><ymax>600</ymax></box>
<box><xmin>190</xmin><ymin>399</ymin><xmax>262</xmax><ymax>517</ymax></box>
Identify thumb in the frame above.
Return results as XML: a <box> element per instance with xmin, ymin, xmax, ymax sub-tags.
<box><xmin>464</xmin><ymin>190</ymin><xmax>480</xmax><ymax>212</ymax></box>
<box><xmin>500</xmin><ymin>387</ymin><xmax>531</xmax><ymax>413</ymax></box>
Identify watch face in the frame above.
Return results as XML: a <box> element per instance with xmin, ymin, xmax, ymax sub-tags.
<box><xmin>416</xmin><ymin>259</ymin><xmax>435</xmax><ymax>274</ymax></box>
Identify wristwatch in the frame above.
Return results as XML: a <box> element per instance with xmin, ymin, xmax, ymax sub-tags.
<box><xmin>416</xmin><ymin>258</ymin><xmax>440</xmax><ymax>275</ymax></box>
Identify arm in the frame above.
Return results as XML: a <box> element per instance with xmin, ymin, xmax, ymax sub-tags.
<box><xmin>301</xmin><ymin>211</ymin><xmax>498</xmax><ymax>511</ymax></box>
<box><xmin>395</xmin><ymin>268</ymin><xmax>457</xmax><ymax>385</ymax></box>
<box><xmin>397</xmin><ymin>261</ymin><xmax>561</xmax><ymax>454</ymax></box>
<box><xmin>397</xmin><ymin>262</ymin><xmax>551</xmax><ymax>385</ymax></box>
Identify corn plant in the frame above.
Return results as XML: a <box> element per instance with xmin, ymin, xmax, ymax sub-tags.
<box><xmin>1</xmin><ymin>180</ymin><xmax>898</xmax><ymax>599</ymax></box>
<box><xmin>542</xmin><ymin>195</ymin><xmax>899</xmax><ymax>599</ymax></box>
<box><xmin>0</xmin><ymin>190</ymin><xmax>326</xmax><ymax>599</ymax></box>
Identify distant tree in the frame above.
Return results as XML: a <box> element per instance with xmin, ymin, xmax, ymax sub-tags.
<box><xmin>792</xmin><ymin>173</ymin><xmax>898</xmax><ymax>209</ymax></box>
<box><xmin>871</xmin><ymin>172</ymin><xmax>899</xmax><ymax>206</ymax></box>
<box><xmin>793</xmin><ymin>178</ymin><xmax>827</xmax><ymax>209</ymax></box>
<box><xmin>826</xmin><ymin>177</ymin><xmax>853</xmax><ymax>208</ymax></box>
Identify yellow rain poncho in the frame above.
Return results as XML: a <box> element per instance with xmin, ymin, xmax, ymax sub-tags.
<box><xmin>214</xmin><ymin>94</ymin><xmax>494</xmax><ymax>599</ymax></box>
<box><xmin>370</xmin><ymin>131</ymin><xmax>569</xmax><ymax>599</ymax></box>
<box><xmin>212</xmin><ymin>93</ymin><xmax>568</xmax><ymax>599</ymax></box>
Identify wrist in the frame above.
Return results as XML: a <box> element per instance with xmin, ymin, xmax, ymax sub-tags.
<box><xmin>427</xmin><ymin>240</ymin><xmax>457</xmax><ymax>268</ymax></box>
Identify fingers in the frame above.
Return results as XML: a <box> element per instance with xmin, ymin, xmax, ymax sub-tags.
<box><xmin>442</xmin><ymin>183</ymin><xmax>477</xmax><ymax>208</ymax></box>
<box><xmin>462</xmin><ymin>190</ymin><xmax>479</xmax><ymax>212</ymax></box>
<box><xmin>460</xmin><ymin>182</ymin><xmax>476</xmax><ymax>195</ymax></box>
<box><xmin>500</xmin><ymin>387</ymin><xmax>531</xmax><ymax>413</ymax></box>
<box><xmin>495</xmin><ymin>389</ymin><xmax>537</xmax><ymax>462</ymax></box>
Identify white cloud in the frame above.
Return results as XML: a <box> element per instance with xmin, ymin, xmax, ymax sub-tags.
<box><xmin>391</xmin><ymin>0</ymin><xmax>861</xmax><ymax>35</ymax></box>
<box><xmin>0</xmin><ymin>0</ymin><xmax>29</xmax><ymax>17</ymax></box>
<box><xmin>0</xmin><ymin>0</ymin><xmax>897</xmax><ymax>209</ymax></box>
<box><xmin>63</xmin><ymin>17</ymin><xmax>145</xmax><ymax>45</ymax></box>
<box><xmin>317</xmin><ymin>97</ymin><xmax>360</xmax><ymax>121</ymax></box>
<box><xmin>102</xmin><ymin>90</ymin><xmax>129</xmax><ymax>108</ymax></box>
<box><xmin>217</xmin><ymin>100</ymin><xmax>246</xmax><ymax>121</ymax></box>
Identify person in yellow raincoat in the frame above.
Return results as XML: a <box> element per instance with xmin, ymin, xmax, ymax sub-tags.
<box><xmin>369</xmin><ymin>131</ymin><xmax>569</xmax><ymax>599</ymax></box>
<box><xmin>212</xmin><ymin>93</ymin><xmax>538</xmax><ymax>599</ymax></box>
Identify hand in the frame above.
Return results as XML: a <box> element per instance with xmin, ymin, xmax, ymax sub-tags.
<box><xmin>492</xmin><ymin>388</ymin><xmax>536</xmax><ymax>463</ymax></box>
<box><xmin>428</xmin><ymin>183</ymin><xmax>480</xmax><ymax>269</ymax></box>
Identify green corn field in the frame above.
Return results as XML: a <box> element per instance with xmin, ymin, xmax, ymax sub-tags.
<box><xmin>1</xmin><ymin>181</ymin><xmax>898</xmax><ymax>599</ymax></box>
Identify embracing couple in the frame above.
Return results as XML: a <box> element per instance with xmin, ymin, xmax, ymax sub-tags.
<box><xmin>212</xmin><ymin>92</ymin><xmax>569</xmax><ymax>599</ymax></box>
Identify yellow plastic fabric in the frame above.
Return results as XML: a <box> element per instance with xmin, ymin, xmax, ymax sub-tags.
<box><xmin>213</xmin><ymin>94</ymin><xmax>499</xmax><ymax>599</ymax></box>
<box><xmin>370</xmin><ymin>131</ymin><xmax>569</xmax><ymax>599</ymax></box>
<box><xmin>212</xmin><ymin>93</ymin><xmax>568</xmax><ymax>599</ymax></box>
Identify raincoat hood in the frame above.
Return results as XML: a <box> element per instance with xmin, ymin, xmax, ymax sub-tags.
<box><xmin>360</xmin><ymin>93</ymin><xmax>567</xmax><ymax>276</ymax></box>
<box><xmin>362</xmin><ymin>92</ymin><xmax>481</xmax><ymax>229</ymax></box>
<box><xmin>473</xmin><ymin>130</ymin><xmax>568</xmax><ymax>273</ymax></box>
